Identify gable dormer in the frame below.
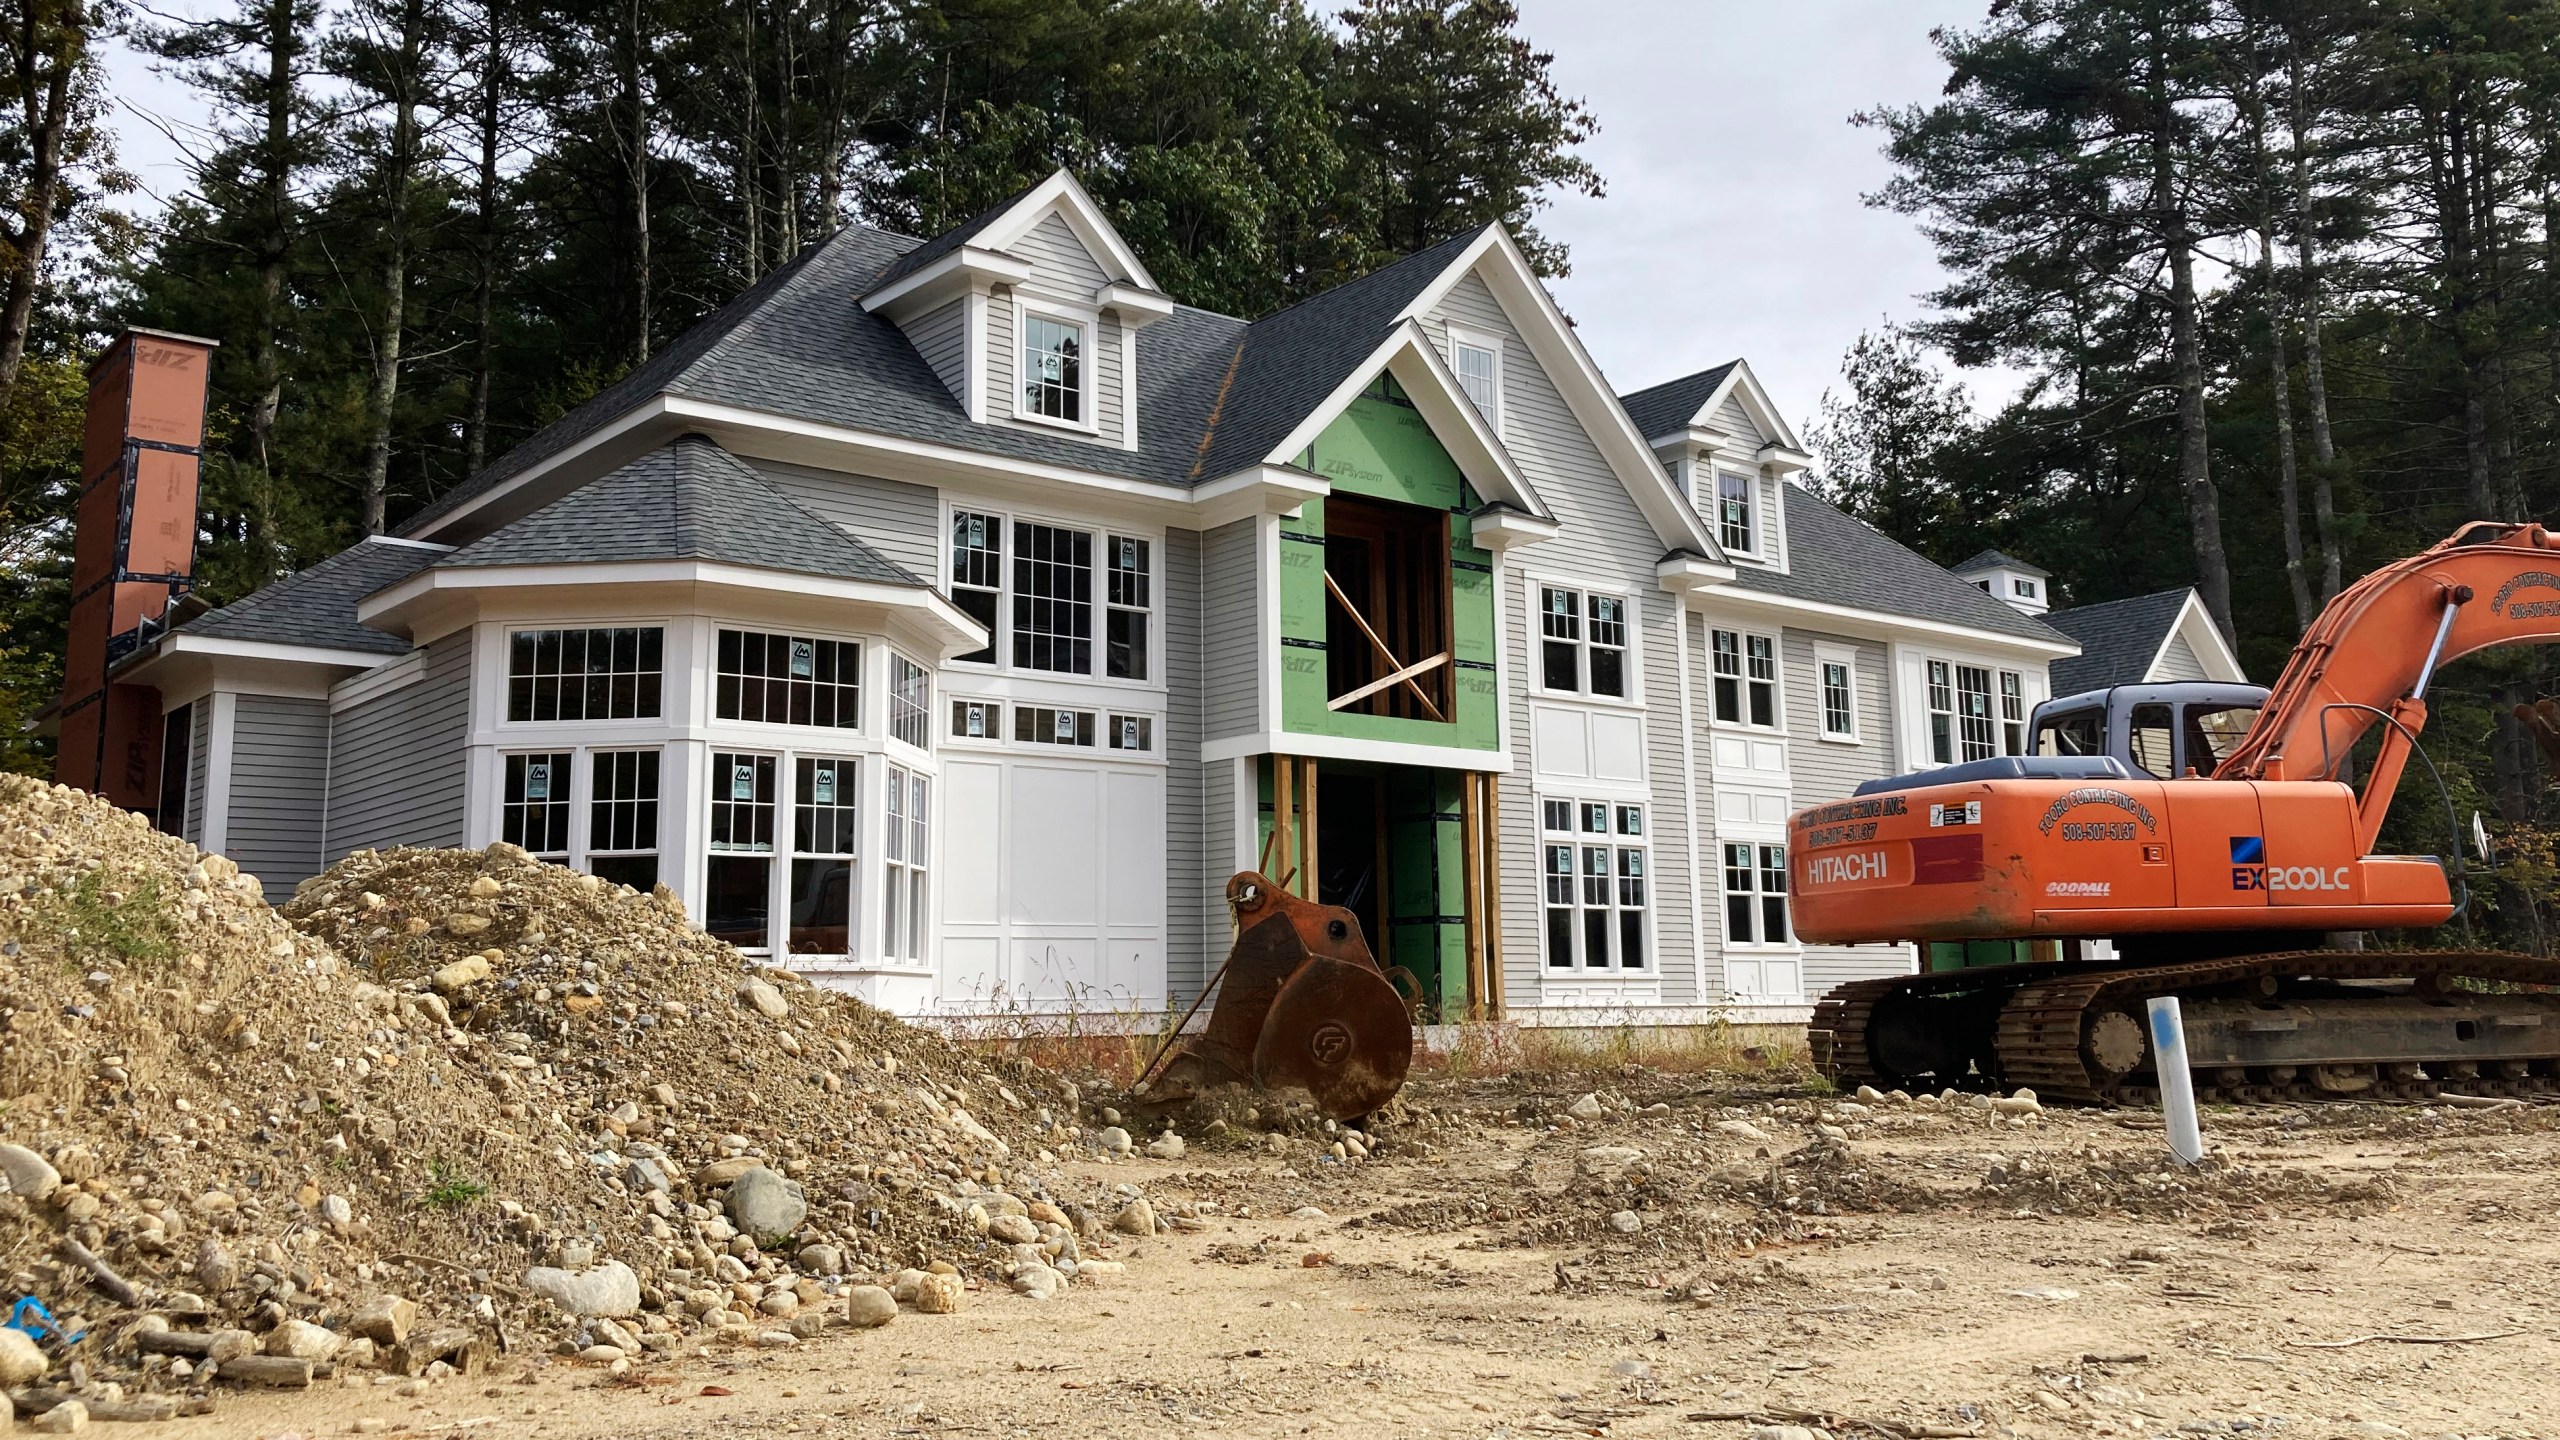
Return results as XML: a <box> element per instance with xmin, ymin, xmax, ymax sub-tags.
<box><xmin>861</xmin><ymin>170</ymin><xmax>1174</xmax><ymax>451</ymax></box>
<box><xmin>1951</xmin><ymin>549</ymin><xmax>2052</xmax><ymax>615</ymax></box>
<box><xmin>1619</xmin><ymin>359</ymin><xmax>1809</xmax><ymax>574</ymax></box>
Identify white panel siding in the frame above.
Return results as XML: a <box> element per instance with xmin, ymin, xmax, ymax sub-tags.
<box><xmin>750</xmin><ymin>459</ymin><xmax>940</xmax><ymax>581</ymax></box>
<box><xmin>1781</xmin><ymin>630</ymin><xmax>1913</xmax><ymax>997</ymax></box>
<box><xmin>907</xmin><ymin>297</ymin><xmax>968</xmax><ymax>405</ymax></box>
<box><xmin>228</xmin><ymin>694</ymin><xmax>330</xmax><ymax>889</ymax></box>
<box><xmin>1424</xmin><ymin>273</ymin><xmax>1690</xmax><ymax>1007</ymax></box>
<box><xmin>1010</xmin><ymin>212</ymin><xmax>1110</xmax><ymax>295</ymax></box>
<box><xmin>2155</xmin><ymin>634</ymin><xmax>2209</xmax><ymax>682</ymax></box>
<box><xmin>1201</xmin><ymin>519</ymin><xmax>1259</xmax><ymax>741</ymax></box>
<box><xmin>1161</xmin><ymin>527</ymin><xmax>1209</xmax><ymax>1001</ymax></box>
<box><xmin>324</xmin><ymin>634</ymin><xmax>469</xmax><ymax>859</ymax></box>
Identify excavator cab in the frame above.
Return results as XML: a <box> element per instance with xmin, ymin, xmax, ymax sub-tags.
<box><xmin>2029</xmin><ymin>682</ymin><xmax>2269</xmax><ymax>779</ymax></box>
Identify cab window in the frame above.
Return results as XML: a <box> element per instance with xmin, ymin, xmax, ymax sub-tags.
<box><xmin>2035</xmin><ymin>709</ymin><xmax>2104</xmax><ymax>758</ymax></box>
<box><xmin>2127</xmin><ymin>703</ymin><xmax>2176</xmax><ymax>778</ymax></box>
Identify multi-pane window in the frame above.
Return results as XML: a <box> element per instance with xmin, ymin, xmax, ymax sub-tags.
<box><xmin>2000</xmin><ymin>671</ymin><xmax>2027</xmax><ymax>756</ymax></box>
<box><xmin>1538</xmin><ymin>588</ymin><xmax>1629</xmax><ymax>699</ymax></box>
<box><xmin>707</xmin><ymin>752</ymin><xmax>777</xmax><ymax>950</ymax></box>
<box><xmin>1109</xmin><ymin>714</ymin><xmax>1153</xmax><ymax>752</ymax></box>
<box><xmin>950</xmin><ymin>512</ymin><xmax>1002</xmax><ymax>665</ymax></box>
<box><xmin>1716</xmin><ymin>470</ymin><xmax>1754</xmax><ymax>555</ymax></box>
<box><xmin>883</xmin><ymin>766</ymin><xmax>929</xmax><ymax>963</ymax></box>
<box><xmin>717</xmin><ymin>629</ymin><xmax>860</xmax><ymax>728</ymax></box>
<box><xmin>950</xmin><ymin>698</ymin><xmax>1000</xmax><ymax>740</ymax></box>
<box><xmin>1016</xmin><ymin>706</ymin><xmax>1097</xmax><ymax>747</ymax></box>
<box><xmin>588</xmin><ymin>749</ymin><xmax>660</xmax><ymax>891</ymax></box>
<box><xmin>1957</xmin><ymin>664</ymin><xmax>1996</xmax><ymax>761</ymax></box>
<box><xmin>788</xmin><ymin>757</ymin><xmax>858</xmax><ymax>956</ymax></box>
<box><xmin>1106</xmin><ymin>536</ymin><xmax>1149</xmax><ymax>680</ymax></box>
<box><xmin>1021</xmin><ymin>313</ymin><xmax>1084</xmax><ymax>422</ymax></box>
<box><xmin>889</xmin><ymin>654</ymin><xmax>930</xmax><ymax>749</ymax></box>
<box><xmin>1453</xmin><ymin>339</ymin><xmax>1500</xmax><ymax>427</ymax></box>
<box><xmin>1723</xmin><ymin>842</ymin><xmax>1791</xmax><ymax>947</ymax></box>
<box><xmin>502</xmin><ymin>752</ymin><xmax>573</xmax><ymax>858</ymax></box>
<box><xmin>1013</xmin><ymin>523</ymin><xmax>1093</xmax><ymax>673</ymax></box>
<box><xmin>1541</xmin><ymin>799</ymin><xmax>1648</xmax><ymax>970</ymax></box>
<box><xmin>1927</xmin><ymin>660</ymin><xmax>1955</xmax><ymax>764</ymax></box>
<box><xmin>1710</xmin><ymin>628</ymin><xmax>1778</xmax><ymax>727</ymax></box>
<box><xmin>1820</xmin><ymin>658</ymin><xmax>1856</xmax><ymax>740</ymax></box>
<box><xmin>507</xmin><ymin>627</ymin><xmax>663</xmax><ymax>722</ymax></box>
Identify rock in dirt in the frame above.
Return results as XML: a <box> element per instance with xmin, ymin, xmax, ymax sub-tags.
<box><xmin>33</xmin><ymin>1399</ymin><xmax>86</xmax><ymax>1434</ymax></box>
<box><xmin>987</xmin><ymin>1214</ymin><xmax>1039</xmax><ymax>1245</ymax></box>
<box><xmin>0</xmin><ymin>1326</ymin><xmax>46</xmax><ymax>1384</ymax></box>
<box><xmin>1010</xmin><ymin>1265</ymin><xmax>1065</xmax><ymax>1300</ymax></box>
<box><xmin>1567</xmin><ymin>1093</ymin><xmax>1607</xmax><ymax>1122</ymax></box>
<box><xmin>724</xmin><ymin>1167</ymin><xmax>807</xmax><ymax>1241</ymax></box>
<box><xmin>1113</xmin><ymin>1199</ymin><xmax>1156</xmax><ymax>1236</ymax></box>
<box><xmin>524</xmin><ymin>1261</ymin><xmax>641</xmax><ymax>1317</ymax></box>
<box><xmin>1578</xmin><ymin>1146</ymin><xmax>1645</xmax><ymax>1180</ymax></box>
<box><xmin>740</xmin><ymin>980</ymin><xmax>789</xmax><ymax>1018</ymax></box>
<box><xmin>0</xmin><ymin>1142</ymin><xmax>59</xmax><ymax>1201</ymax></box>
<box><xmin>264</xmin><ymin>1319</ymin><xmax>342</xmax><ymax>1361</ymax></box>
<box><xmin>1607</xmin><ymin>1210</ymin><xmax>1643</xmax><ymax>1234</ymax></box>
<box><xmin>843</xmin><ymin>1286</ymin><xmax>897</xmax><ymax>1327</ymax></box>
<box><xmin>1146</xmin><ymin>1132</ymin><xmax>1185</xmax><ymax>1160</ymax></box>
<box><xmin>914</xmin><ymin>1273</ymin><xmax>966</xmax><ymax>1314</ymax></box>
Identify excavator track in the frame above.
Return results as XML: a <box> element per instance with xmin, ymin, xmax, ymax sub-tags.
<box><xmin>1817</xmin><ymin>950</ymin><xmax>2560</xmax><ymax>1106</ymax></box>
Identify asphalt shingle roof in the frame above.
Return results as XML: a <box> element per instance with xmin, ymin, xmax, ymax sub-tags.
<box><xmin>176</xmin><ymin>537</ymin><xmax>448</xmax><ymax>656</ymax></box>
<box><xmin>1952</xmin><ymin>547</ymin><xmax>2050</xmax><ymax>577</ymax></box>
<box><xmin>439</xmin><ymin>435</ymin><xmax>922</xmax><ymax>585</ymax></box>
<box><xmin>2043</xmin><ymin>589</ymin><xmax>2194</xmax><ymax>694</ymax></box>
<box><xmin>863</xmin><ymin>183</ymin><xmax>1043</xmax><ymax>293</ymax></box>
<box><xmin>1617</xmin><ymin>362</ymin><xmax>1737</xmax><ymax>442</ymax></box>
<box><xmin>1727</xmin><ymin>486</ymin><xmax>2077</xmax><ymax>645</ymax></box>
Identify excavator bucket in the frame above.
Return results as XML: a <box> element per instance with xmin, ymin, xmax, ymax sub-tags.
<box><xmin>1138</xmin><ymin>872</ymin><xmax>1414</xmax><ymax>1121</ymax></box>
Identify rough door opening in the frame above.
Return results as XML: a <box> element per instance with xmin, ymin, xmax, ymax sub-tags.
<box><xmin>1323</xmin><ymin>493</ymin><xmax>1452</xmax><ymax>721</ymax></box>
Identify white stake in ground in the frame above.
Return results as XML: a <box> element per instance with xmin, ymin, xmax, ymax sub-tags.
<box><xmin>2146</xmin><ymin>995</ymin><xmax>2205</xmax><ymax>1166</ymax></box>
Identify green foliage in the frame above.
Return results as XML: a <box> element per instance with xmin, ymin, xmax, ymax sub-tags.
<box><xmin>30</xmin><ymin>867</ymin><xmax>179</xmax><ymax>969</ymax></box>
<box><xmin>418</xmin><ymin>1159</ymin><xmax>490</xmax><ymax>1209</ymax></box>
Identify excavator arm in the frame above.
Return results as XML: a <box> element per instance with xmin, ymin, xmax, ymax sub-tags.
<box><xmin>2216</xmin><ymin>521</ymin><xmax>2560</xmax><ymax>851</ymax></box>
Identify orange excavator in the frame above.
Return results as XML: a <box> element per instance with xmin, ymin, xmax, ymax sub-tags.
<box><xmin>1795</xmin><ymin>521</ymin><xmax>2560</xmax><ymax>1104</ymax></box>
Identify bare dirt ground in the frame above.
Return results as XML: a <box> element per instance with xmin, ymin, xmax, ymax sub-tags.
<box><xmin>146</xmin><ymin>1073</ymin><xmax>2558</xmax><ymax>1440</ymax></box>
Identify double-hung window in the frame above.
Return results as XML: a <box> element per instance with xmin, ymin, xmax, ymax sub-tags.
<box><xmin>883</xmin><ymin>765</ymin><xmax>929</xmax><ymax>963</ymax></box>
<box><xmin>788</xmin><ymin>757</ymin><xmax>859</xmax><ymax>957</ymax></box>
<box><xmin>717</xmin><ymin>629</ymin><xmax>860</xmax><ymax>728</ymax></box>
<box><xmin>1709</xmin><ymin>627</ymin><xmax>1778</xmax><ymax>727</ymax></box>
<box><xmin>1956</xmin><ymin>664</ymin><xmax>1996</xmax><ymax>761</ymax></box>
<box><xmin>1451</xmin><ymin>329</ymin><xmax>1501</xmax><ymax>430</ymax></box>
<box><xmin>2000</xmin><ymin>670</ymin><xmax>2027</xmax><ymax>755</ymax></box>
<box><xmin>502</xmin><ymin>752</ymin><xmax>573</xmax><ymax>858</ymax></box>
<box><xmin>1818</xmin><ymin>653</ymin><xmax>1857</xmax><ymax>741</ymax></box>
<box><xmin>588</xmin><ymin>749</ymin><xmax>661</xmax><ymax>890</ymax></box>
<box><xmin>951</xmin><ymin>512</ymin><xmax>1002</xmax><ymax>665</ymax></box>
<box><xmin>1927</xmin><ymin>660</ymin><xmax>1956</xmax><ymax>763</ymax></box>
<box><xmin>507</xmin><ymin>627</ymin><xmax>662</xmax><ymax>722</ymax></box>
<box><xmin>1540</xmin><ymin>798</ymin><xmax>1648</xmax><ymax>970</ymax></box>
<box><xmin>1715</xmin><ymin>470</ymin><xmax>1755</xmax><ymax>555</ymax></box>
<box><xmin>1723</xmin><ymin>843</ymin><xmax>1791</xmax><ymax>947</ymax></box>
<box><xmin>1106</xmin><ymin>535</ymin><xmax>1149</xmax><ymax>680</ymax></box>
<box><xmin>888</xmin><ymin>654</ymin><xmax>930</xmax><ymax>748</ymax></box>
<box><xmin>706</xmin><ymin>752</ymin><xmax>778</xmax><ymax>951</ymax></box>
<box><xmin>1013</xmin><ymin>522</ymin><xmax>1093</xmax><ymax>673</ymax></box>
<box><xmin>1538</xmin><ymin>587</ymin><xmax>1629</xmax><ymax>699</ymax></box>
<box><xmin>1926</xmin><ymin>658</ymin><xmax>2027</xmax><ymax>763</ymax></box>
<box><xmin>1020</xmin><ymin>312</ymin><xmax>1085</xmax><ymax>424</ymax></box>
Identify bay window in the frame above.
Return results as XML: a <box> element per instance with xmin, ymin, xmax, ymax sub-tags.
<box><xmin>884</xmin><ymin>765</ymin><xmax>929</xmax><ymax>963</ymax></box>
<box><xmin>788</xmin><ymin>757</ymin><xmax>859</xmax><ymax>956</ymax></box>
<box><xmin>587</xmin><ymin>749</ymin><xmax>660</xmax><ymax>890</ymax></box>
<box><xmin>717</xmin><ymin>629</ymin><xmax>859</xmax><ymax>728</ymax></box>
<box><xmin>507</xmin><ymin>626</ymin><xmax>662</xmax><ymax>722</ymax></box>
<box><xmin>889</xmin><ymin>653</ymin><xmax>930</xmax><ymax>748</ymax></box>
<box><xmin>502</xmin><ymin>752</ymin><xmax>573</xmax><ymax>858</ymax></box>
<box><xmin>706</xmin><ymin>751</ymin><xmax>778</xmax><ymax>951</ymax></box>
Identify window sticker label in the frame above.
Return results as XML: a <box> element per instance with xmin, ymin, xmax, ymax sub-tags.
<box><xmin>731</xmin><ymin>764</ymin><xmax>756</xmax><ymax>801</ymax></box>
<box><xmin>525</xmin><ymin>762</ymin><xmax>551</xmax><ymax>801</ymax></box>
<box><xmin>790</xmin><ymin>640</ymin><xmax>815</xmax><ymax>679</ymax></box>
<box><xmin>813</xmin><ymin>768</ymin><xmax>836</xmax><ymax>805</ymax></box>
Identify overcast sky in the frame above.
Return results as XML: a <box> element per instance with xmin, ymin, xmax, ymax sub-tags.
<box><xmin>102</xmin><ymin>0</ymin><xmax>1993</xmax><ymax>430</ymax></box>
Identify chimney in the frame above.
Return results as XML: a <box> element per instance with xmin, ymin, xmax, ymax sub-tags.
<box><xmin>55</xmin><ymin>328</ymin><xmax>216</xmax><ymax>819</ymax></box>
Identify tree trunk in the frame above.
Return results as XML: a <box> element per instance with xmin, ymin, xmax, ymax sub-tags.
<box><xmin>360</xmin><ymin>0</ymin><xmax>425</xmax><ymax>537</ymax></box>
<box><xmin>2244</xmin><ymin>62</ymin><xmax>2313</xmax><ymax>631</ymax></box>
<box><xmin>0</xmin><ymin>0</ymin><xmax>84</xmax><ymax>415</ymax></box>
<box><xmin>242</xmin><ymin>0</ymin><xmax>299</xmax><ymax>574</ymax></box>
<box><xmin>2154</xmin><ymin>66</ymin><xmax>2228</xmax><ymax>639</ymax></box>
<box><xmin>617</xmin><ymin>0</ymin><xmax>651</xmax><ymax>365</ymax></box>
<box><xmin>2287</xmin><ymin>36</ymin><xmax>2342</xmax><ymax>601</ymax></box>
<box><xmin>465</xmin><ymin>4</ymin><xmax>503</xmax><ymax>477</ymax></box>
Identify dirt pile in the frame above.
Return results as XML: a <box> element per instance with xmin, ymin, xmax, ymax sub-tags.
<box><xmin>0</xmin><ymin>776</ymin><xmax>1149</xmax><ymax>1419</ymax></box>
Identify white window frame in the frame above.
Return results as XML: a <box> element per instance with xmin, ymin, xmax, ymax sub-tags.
<box><xmin>882</xmin><ymin>762</ymin><xmax>930</xmax><ymax>965</ymax></box>
<box><xmin>1712</xmin><ymin>467</ymin><xmax>1758</xmax><ymax>559</ymax></box>
<box><xmin>1011</xmin><ymin>296</ymin><xmax>1100</xmax><ymax>434</ymax></box>
<box><xmin>711</xmin><ymin>624</ymin><xmax>867</xmax><ymax>734</ymax></box>
<box><xmin>1529</xmin><ymin>579</ymin><xmax>1639</xmax><ymax>705</ymax></box>
<box><xmin>1446</xmin><ymin>323</ymin><xmax>1503</xmax><ymax>435</ymax></box>
<box><xmin>499</xmin><ymin>749</ymin><xmax>576</xmax><ymax>859</ymax></box>
<box><xmin>782</xmin><ymin>752</ymin><xmax>863</xmax><ymax>963</ymax></box>
<box><xmin>2012</xmin><ymin>576</ymin><xmax>2039</xmax><ymax>600</ymax></box>
<box><xmin>1538</xmin><ymin>796</ymin><xmax>1653</xmax><ymax>973</ymax></box>
<box><xmin>1706</xmin><ymin>625</ymin><xmax>1783</xmax><ymax>731</ymax></box>
<box><xmin>1721</xmin><ymin>840</ymin><xmax>1796</xmax><ymax>951</ymax></box>
<box><xmin>887</xmin><ymin>650</ymin><xmax>931</xmax><ymax>752</ymax></box>
<box><xmin>939</xmin><ymin>500</ymin><xmax>1163</xmax><ymax>689</ymax></box>
<box><xmin>1813</xmin><ymin>643</ymin><xmax>1860</xmax><ymax>745</ymax></box>
<box><xmin>584</xmin><ymin>747</ymin><xmax>665</xmax><ymax>891</ymax></box>
<box><xmin>702</xmin><ymin>746</ymin><xmax>915</xmax><ymax>965</ymax></box>
<box><xmin>946</xmin><ymin>696</ymin><xmax>1005</xmax><ymax>747</ymax></box>
<box><xmin>1916</xmin><ymin>652</ymin><xmax>2039</xmax><ymax>765</ymax></box>
<box><xmin>500</xmin><ymin>624</ymin><xmax>668</xmax><ymax>728</ymax></box>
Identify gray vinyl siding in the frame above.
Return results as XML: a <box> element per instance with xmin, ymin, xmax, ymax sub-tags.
<box><xmin>1010</xmin><ymin>212</ymin><xmax>1110</xmax><ymax>294</ymax></box>
<box><xmin>1198</xmin><ymin>757</ymin><xmax>1233</xmax><ymax>1007</ymax></box>
<box><xmin>1421</xmin><ymin>273</ymin><xmax>1694</xmax><ymax>1005</ymax></box>
<box><xmin>984</xmin><ymin>298</ymin><xmax>1014</xmax><ymax>424</ymax></box>
<box><xmin>751</xmin><ymin>459</ymin><xmax>941</xmax><ymax>581</ymax></box>
<box><xmin>1201</xmin><ymin>519</ymin><xmax>1259</xmax><ymax>741</ymax></box>
<box><xmin>324</xmin><ymin>634</ymin><xmax>469</xmax><ymax>860</ymax></box>
<box><xmin>2155</xmin><ymin>634</ymin><xmax>2208</xmax><ymax>682</ymax></box>
<box><xmin>226</xmin><ymin>694</ymin><xmax>329</xmax><ymax>888</ymax></box>
<box><xmin>907</xmin><ymin>298</ymin><xmax>968</xmax><ymax>406</ymax></box>
<box><xmin>1094</xmin><ymin>321</ymin><xmax>1125</xmax><ymax>444</ymax></box>
<box><xmin>1759</xmin><ymin>473</ymin><xmax>1788</xmax><ymax>571</ymax></box>
<box><xmin>1713</xmin><ymin>393</ymin><xmax>1757</xmax><ymax>439</ymax></box>
<box><xmin>1161</xmin><ymin>527</ymin><xmax>1208</xmax><ymax>1001</ymax></box>
<box><xmin>182</xmin><ymin>703</ymin><xmax>209</xmax><ymax>847</ymax></box>
<box><xmin>1781</xmin><ymin>631</ymin><xmax>1909</xmax><ymax>996</ymax></box>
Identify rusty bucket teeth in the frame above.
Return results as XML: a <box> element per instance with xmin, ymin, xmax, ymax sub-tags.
<box><xmin>1142</xmin><ymin>871</ymin><xmax>1415</xmax><ymax>1122</ymax></box>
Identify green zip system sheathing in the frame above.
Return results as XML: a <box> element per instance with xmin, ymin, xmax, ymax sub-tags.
<box><xmin>1278</xmin><ymin>381</ymin><xmax>1498</xmax><ymax>752</ymax></box>
<box><xmin>1256</xmin><ymin>757</ymin><xmax>1472</xmax><ymax>1019</ymax></box>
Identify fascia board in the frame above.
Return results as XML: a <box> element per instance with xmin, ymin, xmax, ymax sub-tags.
<box><xmin>1251</xmin><ymin>322</ymin><xmax>1547</xmax><ymax>521</ymax></box>
<box><xmin>859</xmin><ymin>246</ymin><xmax>1035</xmax><ymax>321</ymax></box>
<box><xmin>1093</xmin><ymin>281</ymin><xmax>1175</xmax><ymax>326</ymax></box>
<box><xmin>1689</xmin><ymin>584</ymin><xmax>2081</xmax><ymax>658</ymax></box>
<box><xmin>1400</xmin><ymin>229</ymin><xmax>1724</xmax><ymax>560</ymax></box>
<box><xmin>976</xmin><ymin>170</ymin><xmax>1162</xmax><ymax>292</ymax></box>
<box><xmin>363</xmin><ymin>560</ymin><xmax>989</xmax><ymax>652</ymax></box>
<box><xmin>1191</xmin><ymin>465</ymin><xmax>1328</xmax><ymax>528</ymax></box>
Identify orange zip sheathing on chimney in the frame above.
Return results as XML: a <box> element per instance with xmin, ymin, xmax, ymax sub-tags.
<box><xmin>55</xmin><ymin>329</ymin><xmax>216</xmax><ymax>816</ymax></box>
